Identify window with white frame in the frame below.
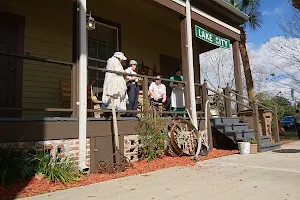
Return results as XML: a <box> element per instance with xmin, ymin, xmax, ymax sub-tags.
<box><xmin>88</xmin><ymin>22</ymin><xmax>119</xmax><ymax>91</ymax></box>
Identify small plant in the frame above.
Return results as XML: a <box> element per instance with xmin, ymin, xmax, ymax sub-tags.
<box><xmin>32</xmin><ymin>151</ymin><xmax>82</xmax><ymax>184</ymax></box>
<box><xmin>249</xmin><ymin>138</ymin><xmax>257</xmax><ymax>144</ymax></box>
<box><xmin>243</xmin><ymin>138</ymin><xmax>257</xmax><ymax>144</ymax></box>
<box><xmin>136</xmin><ymin>100</ymin><xmax>167</xmax><ymax>162</ymax></box>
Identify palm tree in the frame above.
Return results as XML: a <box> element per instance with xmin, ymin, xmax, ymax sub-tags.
<box><xmin>292</xmin><ymin>0</ymin><xmax>300</xmax><ymax>9</ymax></box>
<box><xmin>226</xmin><ymin>0</ymin><xmax>262</xmax><ymax>101</ymax></box>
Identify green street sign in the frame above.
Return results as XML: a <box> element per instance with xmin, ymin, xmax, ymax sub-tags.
<box><xmin>195</xmin><ymin>25</ymin><xmax>230</xmax><ymax>49</ymax></box>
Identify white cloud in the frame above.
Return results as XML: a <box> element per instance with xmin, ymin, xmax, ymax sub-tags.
<box><xmin>199</xmin><ymin>36</ymin><xmax>300</xmax><ymax>102</ymax></box>
<box><xmin>262</xmin><ymin>10</ymin><xmax>272</xmax><ymax>15</ymax></box>
<box><xmin>249</xmin><ymin>36</ymin><xmax>300</xmax><ymax>100</ymax></box>
<box><xmin>262</xmin><ymin>7</ymin><xmax>283</xmax><ymax>16</ymax></box>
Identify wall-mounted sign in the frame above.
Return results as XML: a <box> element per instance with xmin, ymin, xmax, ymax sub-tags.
<box><xmin>195</xmin><ymin>25</ymin><xmax>230</xmax><ymax>49</ymax></box>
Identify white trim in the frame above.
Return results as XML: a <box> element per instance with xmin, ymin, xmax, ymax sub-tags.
<box><xmin>185</xmin><ymin>0</ymin><xmax>198</xmax><ymax>130</ymax></box>
<box><xmin>78</xmin><ymin>0</ymin><xmax>88</xmax><ymax>171</ymax></box>
<box><xmin>172</xmin><ymin>0</ymin><xmax>240</xmax><ymax>35</ymax></box>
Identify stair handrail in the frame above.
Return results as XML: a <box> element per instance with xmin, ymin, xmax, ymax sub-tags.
<box><xmin>205</xmin><ymin>85</ymin><xmax>281</xmax><ymax>147</ymax></box>
<box><xmin>229</xmin><ymin>88</ymin><xmax>276</xmax><ymax>114</ymax></box>
<box><xmin>229</xmin><ymin>89</ymin><xmax>250</xmax><ymax>102</ymax></box>
<box><xmin>206</xmin><ymin>87</ymin><xmax>252</xmax><ymax>110</ymax></box>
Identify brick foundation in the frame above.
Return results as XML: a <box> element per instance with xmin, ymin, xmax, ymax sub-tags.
<box><xmin>0</xmin><ymin>138</ymin><xmax>91</xmax><ymax>168</ymax></box>
<box><xmin>124</xmin><ymin>135</ymin><xmax>139</xmax><ymax>162</ymax></box>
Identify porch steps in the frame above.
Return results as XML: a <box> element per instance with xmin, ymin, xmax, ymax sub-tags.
<box><xmin>212</xmin><ymin>117</ymin><xmax>254</xmax><ymax>142</ymax></box>
<box><xmin>259</xmin><ymin>136</ymin><xmax>281</xmax><ymax>152</ymax></box>
<box><xmin>211</xmin><ymin>117</ymin><xmax>280</xmax><ymax>152</ymax></box>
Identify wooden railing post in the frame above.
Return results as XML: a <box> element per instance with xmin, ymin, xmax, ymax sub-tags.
<box><xmin>201</xmin><ymin>80</ymin><xmax>208</xmax><ymax>113</ymax></box>
<box><xmin>252</xmin><ymin>100</ymin><xmax>261</xmax><ymax>152</ymax></box>
<box><xmin>201</xmin><ymin>80</ymin><xmax>213</xmax><ymax>149</ymax></box>
<box><xmin>143</xmin><ymin>76</ymin><xmax>149</xmax><ymax>101</ymax></box>
<box><xmin>272</xmin><ymin>105</ymin><xmax>280</xmax><ymax>143</ymax></box>
<box><xmin>224</xmin><ymin>84</ymin><xmax>232</xmax><ymax>117</ymax></box>
<box><xmin>235</xmin><ymin>89</ymin><xmax>242</xmax><ymax>113</ymax></box>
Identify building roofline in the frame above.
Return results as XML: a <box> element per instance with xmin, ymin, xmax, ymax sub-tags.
<box><xmin>213</xmin><ymin>0</ymin><xmax>249</xmax><ymax>22</ymax></box>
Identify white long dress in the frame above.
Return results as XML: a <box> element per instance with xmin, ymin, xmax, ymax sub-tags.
<box><xmin>169</xmin><ymin>76</ymin><xmax>185</xmax><ymax>110</ymax></box>
<box><xmin>170</xmin><ymin>84</ymin><xmax>185</xmax><ymax>108</ymax></box>
<box><xmin>102</xmin><ymin>56</ymin><xmax>127</xmax><ymax>110</ymax></box>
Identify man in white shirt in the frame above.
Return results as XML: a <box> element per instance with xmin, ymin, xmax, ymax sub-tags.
<box><xmin>125</xmin><ymin>60</ymin><xmax>140</xmax><ymax>117</ymax></box>
<box><xmin>149</xmin><ymin>75</ymin><xmax>170</xmax><ymax>111</ymax></box>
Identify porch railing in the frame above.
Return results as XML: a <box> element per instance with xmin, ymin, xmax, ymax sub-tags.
<box><xmin>0</xmin><ymin>52</ymin><xmax>75</xmax><ymax>116</ymax></box>
<box><xmin>87</xmin><ymin>66</ymin><xmax>205</xmax><ymax>117</ymax></box>
<box><xmin>0</xmin><ymin>52</ymin><xmax>206</xmax><ymax>118</ymax></box>
<box><xmin>0</xmin><ymin>52</ymin><xmax>280</xmax><ymax>150</ymax></box>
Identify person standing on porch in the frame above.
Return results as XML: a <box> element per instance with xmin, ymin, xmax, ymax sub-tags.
<box><xmin>149</xmin><ymin>75</ymin><xmax>170</xmax><ymax>111</ymax></box>
<box><xmin>125</xmin><ymin>60</ymin><xmax>140</xmax><ymax>117</ymax></box>
<box><xmin>102</xmin><ymin>52</ymin><xmax>127</xmax><ymax>110</ymax></box>
<box><xmin>169</xmin><ymin>69</ymin><xmax>185</xmax><ymax>113</ymax></box>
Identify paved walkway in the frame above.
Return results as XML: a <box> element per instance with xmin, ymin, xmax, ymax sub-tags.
<box><xmin>23</xmin><ymin>141</ymin><xmax>300</xmax><ymax>200</ymax></box>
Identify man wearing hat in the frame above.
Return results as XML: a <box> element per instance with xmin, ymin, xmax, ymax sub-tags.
<box><xmin>125</xmin><ymin>60</ymin><xmax>140</xmax><ymax>117</ymax></box>
<box><xmin>102</xmin><ymin>52</ymin><xmax>128</xmax><ymax>110</ymax></box>
<box><xmin>149</xmin><ymin>75</ymin><xmax>171</xmax><ymax>112</ymax></box>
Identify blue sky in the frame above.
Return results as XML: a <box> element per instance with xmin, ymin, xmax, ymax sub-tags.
<box><xmin>245</xmin><ymin>0</ymin><xmax>294</xmax><ymax>47</ymax></box>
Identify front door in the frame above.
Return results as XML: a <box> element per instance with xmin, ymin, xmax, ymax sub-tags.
<box><xmin>0</xmin><ymin>12</ymin><xmax>24</xmax><ymax>117</ymax></box>
<box><xmin>159</xmin><ymin>54</ymin><xmax>182</xmax><ymax>97</ymax></box>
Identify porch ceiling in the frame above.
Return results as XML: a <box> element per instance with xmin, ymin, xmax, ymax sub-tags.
<box><xmin>95</xmin><ymin>0</ymin><xmax>181</xmax><ymax>32</ymax></box>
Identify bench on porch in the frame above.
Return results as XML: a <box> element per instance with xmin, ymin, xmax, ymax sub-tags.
<box><xmin>59</xmin><ymin>81</ymin><xmax>103</xmax><ymax>117</ymax></box>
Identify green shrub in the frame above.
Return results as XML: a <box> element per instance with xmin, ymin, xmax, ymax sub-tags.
<box><xmin>32</xmin><ymin>151</ymin><xmax>82</xmax><ymax>184</ymax></box>
<box><xmin>136</xmin><ymin>100</ymin><xmax>167</xmax><ymax>162</ymax></box>
<box><xmin>0</xmin><ymin>146</ymin><xmax>81</xmax><ymax>186</ymax></box>
<box><xmin>0</xmin><ymin>147</ymin><xmax>35</xmax><ymax>186</ymax></box>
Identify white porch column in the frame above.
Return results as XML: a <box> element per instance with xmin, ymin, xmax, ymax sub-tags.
<box><xmin>78</xmin><ymin>0</ymin><xmax>88</xmax><ymax>171</ymax></box>
<box><xmin>185</xmin><ymin>0</ymin><xmax>198</xmax><ymax>130</ymax></box>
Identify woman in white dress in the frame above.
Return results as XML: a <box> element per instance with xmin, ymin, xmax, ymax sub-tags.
<box><xmin>102</xmin><ymin>52</ymin><xmax>127</xmax><ymax>110</ymax></box>
<box><xmin>169</xmin><ymin>69</ymin><xmax>185</xmax><ymax>112</ymax></box>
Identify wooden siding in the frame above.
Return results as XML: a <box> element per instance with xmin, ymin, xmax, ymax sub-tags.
<box><xmin>0</xmin><ymin>0</ymin><xmax>72</xmax><ymax>117</ymax></box>
<box><xmin>0</xmin><ymin>0</ymin><xmax>182</xmax><ymax>117</ymax></box>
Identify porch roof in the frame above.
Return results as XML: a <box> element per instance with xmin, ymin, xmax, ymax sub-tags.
<box><xmin>211</xmin><ymin>0</ymin><xmax>249</xmax><ymax>22</ymax></box>
<box><xmin>190</xmin><ymin>0</ymin><xmax>248</xmax><ymax>26</ymax></box>
<box><xmin>153</xmin><ymin>0</ymin><xmax>246</xmax><ymax>41</ymax></box>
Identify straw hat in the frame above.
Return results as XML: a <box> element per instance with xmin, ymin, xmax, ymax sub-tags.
<box><xmin>113</xmin><ymin>52</ymin><xmax>127</xmax><ymax>60</ymax></box>
<box><xmin>129</xmin><ymin>60</ymin><xmax>138</xmax><ymax>66</ymax></box>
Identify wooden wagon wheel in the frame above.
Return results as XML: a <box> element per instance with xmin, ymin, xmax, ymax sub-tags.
<box><xmin>169</xmin><ymin>117</ymin><xmax>200</xmax><ymax>156</ymax></box>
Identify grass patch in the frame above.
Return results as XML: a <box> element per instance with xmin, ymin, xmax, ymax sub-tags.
<box><xmin>280</xmin><ymin>131</ymin><xmax>299</xmax><ymax>141</ymax></box>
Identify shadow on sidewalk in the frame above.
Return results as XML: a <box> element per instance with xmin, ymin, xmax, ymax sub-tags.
<box><xmin>273</xmin><ymin>149</ymin><xmax>300</xmax><ymax>153</ymax></box>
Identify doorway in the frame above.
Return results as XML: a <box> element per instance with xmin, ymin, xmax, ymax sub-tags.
<box><xmin>0</xmin><ymin>12</ymin><xmax>24</xmax><ymax>117</ymax></box>
<box><xmin>159</xmin><ymin>54</ymin><xmax>182</xmax><ymax>97</ymax></box>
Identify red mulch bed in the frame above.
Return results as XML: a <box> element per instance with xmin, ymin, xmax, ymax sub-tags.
<box><xmin>0</xmin><ymin>149</ymin><xmax>238</xmax><ymax>199</ymax></box>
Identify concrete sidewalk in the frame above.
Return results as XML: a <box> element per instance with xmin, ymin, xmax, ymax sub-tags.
<box><xmin>23</xmin><ymin>141</ymin><xmax>300</xmax><ymax>200</ymax></box>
